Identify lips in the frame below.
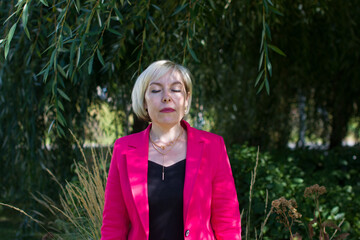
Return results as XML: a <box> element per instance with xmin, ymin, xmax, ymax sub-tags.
<box><xmin>160</xmin><ymin>108</ymin><xmax>175</xmax><ymax>113</ymax></box>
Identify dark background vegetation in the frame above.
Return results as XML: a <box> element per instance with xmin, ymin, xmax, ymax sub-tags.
<box><xmin>0</xmin><ymin>0</ymin><xmax>359</xmax><ymax>239</ymax></box>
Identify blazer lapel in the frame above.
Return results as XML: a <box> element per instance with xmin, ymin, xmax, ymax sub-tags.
<box><xmin>125</xmin><ymin>120</ymin><xmax>204</xmax><ymax>234</ymax></box>
<box><xmin>182</xmin><ymin>120</ymin><xmax>204</xmax><ymax>222</ymax></box>
<box><xmin>125</xmin><ymin>124</ymin><xmax>151</xmax><ymax>236</ymax></box>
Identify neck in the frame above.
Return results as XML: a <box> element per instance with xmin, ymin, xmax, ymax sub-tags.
<box><xmin>150</xmin><ymin>122</ymin><xmax>183</xmax><ymax>143</ymax></box>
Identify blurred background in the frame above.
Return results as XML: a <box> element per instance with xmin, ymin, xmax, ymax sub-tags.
<box><xmin>0</xmin><ymin>0</ymin><xmax>359</xmax><ymax>239</ymax></box>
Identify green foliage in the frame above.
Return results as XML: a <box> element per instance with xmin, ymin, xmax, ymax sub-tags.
<box><xmin>229</xmin><ymin>144</ymin><xmax>360</xmax><ymax>239</ymax></box>
<box><xmin>1</xmin><ymin>0</ymin><xmax>359</xmax><ymax>237</ymax></box>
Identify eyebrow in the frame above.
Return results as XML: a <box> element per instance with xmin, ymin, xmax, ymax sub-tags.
<box><xmin>149</xmin><ymin>81</ymin><xmax>183</xmax><ymax>86</ymax></box>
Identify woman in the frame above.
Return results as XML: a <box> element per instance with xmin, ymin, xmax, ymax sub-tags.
<box><xmin>101</xmin><ymin>60</ymin><xmax>241</xmax><ymax>240</ymax></box>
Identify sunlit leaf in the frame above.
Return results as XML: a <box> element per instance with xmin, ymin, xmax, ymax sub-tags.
<box><xmin>47</xmin><ymin>119</ymin><xmax>55</xmax><ymax>134</ymax></box>
<box><xmin>22</xmin><ymin>3</ymin><xmax>29</xmax><ymax>38</ymax></box>
<box><xmin>5</xmin><ymin>23</ymin><xmax>17</xmax><ymax>59</ymax></box>
<box><xmin>267</xmin><ymin>59</ymin><xmax>272</xmax><ymax>77</ymax></box>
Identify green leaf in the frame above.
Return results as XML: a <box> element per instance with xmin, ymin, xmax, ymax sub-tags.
<box><xmin>331</xmin><ymin>206</ymin><xmax>339</xmax><ymax>215</ymax></box>
<box><xmin>209</xmin><ymin>0</ymin><xmax>216</xmax><ymax>9</ymax></box>
<box><xmin>258</xmin><ymin>50</ymin><xmax>264</xmax><ymax>71</ymax></box>
<box><xmin>43</xmin><ymin>66</ymin><xmax>50</xmax><ymax>82</ymax></box>
<box><xmin>257</xmin><ymin>80</ymin><xmax>265</xmax><ymax>94</ymax></box>
<box><xmin>268</xmin><ymin>44</ymin><xmax>286</xmax><ymax>56</ymax></box>
<box><xmin>148</xmin><ymin>16</ymin><xmax>159</xmax><ymax>32</ymax></box>
<box><xmin>187</xmin><ymin>43</ymin><xmax>200</xmax><ymax>62</ymax></box>
<box><xmin>265</xmin><ymin>76</ymin><xmax>270</xmax><ymax>95</ymax></box>
<box><xmin>49</xmin><ymin>50</ymin><xmax>56</xmax><ymax>71</ymax></box>
<box><xmin>5</xmin><ymin>23</ymin><xmax>17</xmax><ymax>59</ymax></box>
<box><xmin>58</xmin><ymin>88</ymin><xmax>71</xmax><ymax>102</ymax></box>
<box><xmin>0</xmin><ymin>39</ymin><xmax>5</xmax><ymax>49</ymax></box>
<box><xmin>57</xmin><ymin>64</ymin><xmax>67</xmax><ymax>78</ymax></box>
<box><xmin>40</xmin><ymin>0</ymin><xmax>49</xmax><ymax>7</ymax></box>
<box><xmin>255</xmin><ymin>70</ymin><xmax>264</xmax><ymax>87</ymax></box>
<box><xmin>267</xmin><ymin>58</ymin><xmax>272</xmax><ymax>77</ymax></box>
<box><xmin>24</xmin><ymin>26</ymin><xmax>31</xmax><ymax>40</ymax></box>
<box><xmin>114</xmin><ymin>8</ymin><xmax>123</xmax><ymax>23</ymax></box>
<box><xmin>151</xmin><ymin>4</ymin><xmax>162</xmax><ymax>12</ymax></box>
<box><xmin>56</xmin><ymin>124</ymin><xmax>65</xmax><ymax>136</ymax></box>
<box><xmin>97</xmin><ymin>49</ymin><xmax>105</xmax><ymax>66</ymax></box>
<box><xmin>265</xmin><ymin>23</ymin><xmax>272</xmax><ymax>41</ymax></box>
<box><xmin>22</xmin><ymin>3</ymin><xmax>30</xmax><ymax>40</ymax></box>
<box><xmin>57</xmin><ymin>110</ymin><xmax>66</xmax><ymax>126</ymax></box>
<box><xmin>263</xmin><ymin>0</ymin><xmax>269</xmax><ymax>14</ymax></box>
<box><xmin>48</xmin><ymin>119</ymin><xmax>55</xmax><ymax>134</ymax></box>
<box><xmin>264</xmin><ymin>42</ymin><xmax>269</xmax><ymax>60</ymax></box>
<box><xmin>88</xmin><ymin>56</ymin><xmax>94</xmax><ymax>74</ymax></box>
<box><xmin>171</xmin><ymin>3</ymin><xmax>188</xmax><ymax>16</ymax></box>
<box><xmin>70</xmin><ymin>41</ymin><xmax>76</xmax><ymax>60</ymax></box>
<box><xmin>58</xmin><ymin>100</ymin><xmax>64</xmax><ymax>111</ymax></box>
<box><xmin>259</xmin><ymin>29</ymin><xmax>265</xmax><ymax>52</ymax></box>
<box><xmin>267</xmin><ymin>0</ymin><xmax>274</xmax><ymax>6</ymax></box>
<box><xmin>76</xmin><ymin>47</ymin><xmax>81</xmax><ymax>66</ymax></box>
<box><xmin>107</xmin><ymin>28</ymin><xmax>122</xmax><ymax>36</ymax></box>
<box><xmin>269</xmin><ymin>6</ymin><xmax>283</xmax><ymax>16</ymax></box>
<box><xmin>4</xmin><ymin>42</ymin><xmax>10</xmax><ymax>59</ymax></box>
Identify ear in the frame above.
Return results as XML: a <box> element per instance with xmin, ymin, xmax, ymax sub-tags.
<box><xmin>184</xmin><ymin>93</ymin><xmax>190</xmax><ymax>110</ymax></box>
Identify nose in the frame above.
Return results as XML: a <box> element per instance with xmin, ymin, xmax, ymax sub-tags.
<box><xmin>162</xmin><ymin>90</ymin><xmax>172</xmax><ymax>103</ymax></box>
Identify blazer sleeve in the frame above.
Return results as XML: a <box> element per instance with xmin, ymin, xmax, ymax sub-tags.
<box><xmin>211</xmin><ymin>136</ymin><xmax>242</xmax><ymax>240</ymax></box>
<box><xmin>101</xmin><ymin>143</ymin><xmax>130</xmax><ymax>240</ymax></box>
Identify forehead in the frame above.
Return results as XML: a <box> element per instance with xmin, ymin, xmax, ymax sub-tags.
<box><xmin>149</xmin><ymin>70</ymin><xmax>184</xmax><ymax>86</ymax></box>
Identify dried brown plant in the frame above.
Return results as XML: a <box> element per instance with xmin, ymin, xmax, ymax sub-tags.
<box><xmin>304</xmin><ymin>184</ymin><xmax>349</xmax><ymax>240</ymax></box>
<box><xmin>271</xmin><ymin>197</ymin><xmax>302</xmax><ymax>239</ymax></box>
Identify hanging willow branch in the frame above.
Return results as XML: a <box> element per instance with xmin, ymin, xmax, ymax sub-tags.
<box><xmin>255</xmin><ymin>0</ymin><xmax>286</xmax><ymax>95</ymax></box>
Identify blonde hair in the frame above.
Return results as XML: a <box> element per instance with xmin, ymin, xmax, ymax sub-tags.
<box><xmin>131</xmin><ymin>60</ymin><xmax>193</xmax><ymax>122</ymax></box>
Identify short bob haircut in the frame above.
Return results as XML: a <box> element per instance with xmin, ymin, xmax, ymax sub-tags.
<box><xmin>131</xmin><ymin>60</ymin><xmax>193</xmax><ymax>122</ymax></box>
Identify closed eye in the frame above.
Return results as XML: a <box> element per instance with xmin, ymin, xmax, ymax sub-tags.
<box><xmin>172</xmin><ymin>89</ymin><xmax>181</xmax><ymax>92</ymax></box>
<box><xmin>151</xmin><ymin>90</ymin><xmax>161</xmax><ymax>93</ymax></box>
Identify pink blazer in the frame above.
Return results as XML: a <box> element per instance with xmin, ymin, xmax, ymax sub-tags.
<box><xmin>101</xmin><ymin>120</ymin><xmax>241</xmax><ymax>240</ymax></box>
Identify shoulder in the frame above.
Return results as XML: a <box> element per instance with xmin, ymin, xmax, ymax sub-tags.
<box><xmin>113</xmin><ymin>129</ymin><xmax>147</xmax><ymax>150</ymax></box>
<box><xmin>189</xmin><ymin>125</ymin><xmax>224</xmax><ymax>145</ymax></box>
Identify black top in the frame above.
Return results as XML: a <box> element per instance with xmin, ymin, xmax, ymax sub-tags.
<box><xmin>148</xmin><ymin>159</ymin><xmax>186</xmax><ymax>240</ymax></box>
